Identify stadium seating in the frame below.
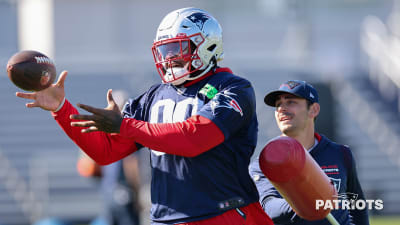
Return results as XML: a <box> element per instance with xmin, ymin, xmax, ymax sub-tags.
<box><xmin>0</xmin><ymin>74</ymin><xmax>134</xmax><ymax>224</ymax></box>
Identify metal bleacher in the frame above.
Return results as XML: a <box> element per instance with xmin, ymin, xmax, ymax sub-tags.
<box><xmin>332</xmin><ymin>75</ymin><xmax>400</xmax><ymax>215</ymax></box>
<box><xmin>0</xmin><ymin>73</ymin><xmax>135</xmax><ymax>225</ymax></box>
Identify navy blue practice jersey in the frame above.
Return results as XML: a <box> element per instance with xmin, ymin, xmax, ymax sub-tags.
<box><xmin>122</xmin><ymin>68</ymin><xmax>260</xmax><ymax>223</ymax></box>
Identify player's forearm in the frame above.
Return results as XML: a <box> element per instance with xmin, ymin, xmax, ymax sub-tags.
<box><xmin>119</xmin><ymin>115</ymin><xmax>224</xmax><ymax>157</ymax></box>
<box><xmin>52</xmin><ymin>99</ymin><xmax>137</xmax><ymax>165</ymax></box>
<box><xmin>52</xmin><ymin>99</ymin><xmax>90</xmax><ymax>140</ymax></box>
<box><xmin>262</xmin><ymin>196</ymin><xmax>297</xmax><ymax>224</ymax></box>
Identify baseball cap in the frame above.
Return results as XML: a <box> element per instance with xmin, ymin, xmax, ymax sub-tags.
<box><xmin>264</xmin><ymin>80</ymin><xmax>319</xmax><ymax>106</ymax></box>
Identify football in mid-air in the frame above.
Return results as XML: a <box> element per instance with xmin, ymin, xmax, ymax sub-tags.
<box><xmin>6</xmin><ymin>50</ymin><xmax>56</xmax><ymax>91</ymax></box>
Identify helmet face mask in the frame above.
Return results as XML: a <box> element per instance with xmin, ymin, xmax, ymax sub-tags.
<box><xmin>152</xmin><ymin>8</ymin><xmax>223</xmax><ymax>86</ymax></box>
<box><xmin>152</xmin><ymin>33</ymin><xmax>204</xmax><ymax>84</ymax></box>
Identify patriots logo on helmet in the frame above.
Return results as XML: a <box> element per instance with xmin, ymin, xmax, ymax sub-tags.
<box><xmin>187</xmin><ymin>12</ymin><xmax>210</xmax><ymax>30</ymax></box>
<box><xmin>210</xmin><ymin>91</ymin><xmax>243</xmax><ymax>117</ymax></box>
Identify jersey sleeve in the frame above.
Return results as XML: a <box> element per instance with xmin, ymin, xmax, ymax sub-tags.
<box><xmin>248</xmin><ymin>159</ymin><xmax>298</xmax><ymax>224</ymax></box>
<box><xmin>197</xmin><ymin>78</ymin><xmax>256</xmax><ymax>140</ymax></box>
<box><xmin>52</xmin><ymin>99</ymin><xmax>138</xmax><ymax>165</ymax></box>
<box><xmin>343</xmin><ymin>147</ymin><xmax>370</xmax><ymax>225</ymax></box>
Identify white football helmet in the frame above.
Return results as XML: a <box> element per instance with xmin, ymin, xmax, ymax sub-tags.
<box><xmin>152</xmin><ymin>8</ymin><xmax>224</xmax><ymax>86</ymax></box>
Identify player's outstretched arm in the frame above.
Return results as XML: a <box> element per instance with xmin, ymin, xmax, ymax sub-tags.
<box><xmin>16</xmin><ymin>71</ymin><xmax>67</xmax><ymax>112</ymax></box>
<box><xmin>52</xmin><ymin>97</ymin><xmax>137</xmax><ymax>165</ymax></box>
<box><xmin>16</xmin><ymin>73</ymin><xmax>137</xmax><ymax>165</ymax></box>
<box><xmin>70</xmin><ymin>89</ymin><xmax>225</xmax><ymax>157</ymax></box>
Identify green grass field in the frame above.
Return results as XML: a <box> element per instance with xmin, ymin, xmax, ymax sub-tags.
<box><xmin>370</xmin><ymin>216</ymin><xmax>400</xmax><ymax>225</ymax></box>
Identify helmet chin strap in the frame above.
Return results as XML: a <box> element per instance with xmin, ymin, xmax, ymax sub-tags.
<box><xmin>186</xmin><ymin>60</ymin><xmax>215</xmax><ymax>81</ymax></box>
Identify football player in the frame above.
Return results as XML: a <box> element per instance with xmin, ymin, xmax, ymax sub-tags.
<box><xmin>17</xmin><ymin>8</ymin><xmax>273</xmax><ymax>225</ymax></box>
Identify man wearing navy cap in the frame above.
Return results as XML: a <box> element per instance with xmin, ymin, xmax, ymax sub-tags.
<box><xmin>249</xmin><ymin>80</ymin><xmax>370</xmax><ymax>224</ymax></box>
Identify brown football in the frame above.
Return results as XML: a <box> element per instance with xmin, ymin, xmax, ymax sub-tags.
<box><xmin>6</xmin><ymin>50</ymin><xmax>56</xmax><ymax>91</ymax></box>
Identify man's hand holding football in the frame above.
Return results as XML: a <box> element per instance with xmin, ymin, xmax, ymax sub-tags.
<box><xmin>16</xmin><ymin>71</ymin><xmax>68</xmax><ymax>111</ymax></box>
